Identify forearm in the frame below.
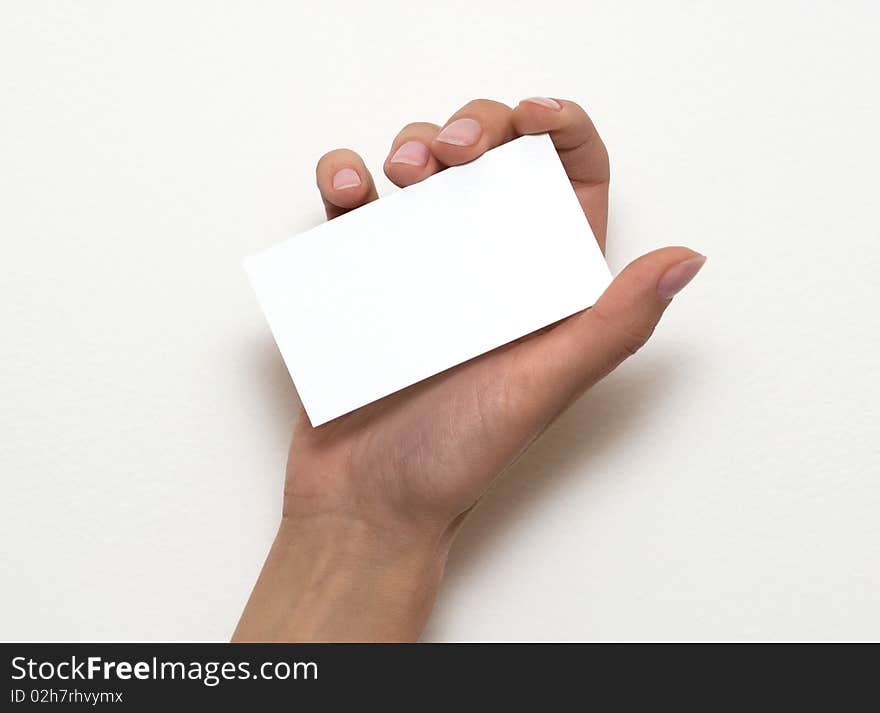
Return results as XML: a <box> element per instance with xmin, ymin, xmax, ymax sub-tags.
<box><xmin>232</xmin><ymin>514</ymin><xmax>449</xmax><ymax>642</ymax></box>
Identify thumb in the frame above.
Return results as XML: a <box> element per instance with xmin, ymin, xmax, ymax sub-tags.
<box><xmin>519</xmin><ymin>246</ymin><xmax>706</xmax><ymax>416</ymax></box>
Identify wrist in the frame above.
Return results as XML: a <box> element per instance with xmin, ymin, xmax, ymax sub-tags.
<box><xmin>233</xmin><ymin>513</ymin><xmax>449</xmax><ymax>642</ymax></box>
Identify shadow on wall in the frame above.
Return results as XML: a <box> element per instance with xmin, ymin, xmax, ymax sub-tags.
<box><xmin>423</xmin><ymin>353</ymin><xmax>684</xmax><ymax>633</ymax></box>
<box><xmin>245</xmin><ymin>335</ymin><xmax>302</xmax><ymax>450</ymax></box>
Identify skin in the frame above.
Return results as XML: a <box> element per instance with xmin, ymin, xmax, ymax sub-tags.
<box><xmin>232</xmin><ymin>97</ymin><xmax>705</xmax><ymax>642</ymax></box>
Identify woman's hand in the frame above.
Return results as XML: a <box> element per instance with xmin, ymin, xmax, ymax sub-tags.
<box><xmin>233</xmin><ymin>97</ymin><xmax>705</xmax><ymax>642</ymax></box>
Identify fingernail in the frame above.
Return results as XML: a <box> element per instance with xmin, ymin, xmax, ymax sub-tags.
<box><xmin>332</xmin><ymin>167</ymin><xmax>361</xmax><ymax>190</ymax></box>
<box><xmin>390</xmin><ymin>140</ymin><xmax>430</xmax><ymax>167</ymax></box>
<box><xmin>435</xmin><ymin>118</ymin><xmax>482</xmax><ymax>146</ymax></box>
<box><xmin>657</xmin><ymin>255</ymin><xmax>706</xmax><ymax>299</ymax></box>
<box><xmin>523</xmin><ymin>96</ymin><xmax>562</xmax><ymax>111</ymax></box>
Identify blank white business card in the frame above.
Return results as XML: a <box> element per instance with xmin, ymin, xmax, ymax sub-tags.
<box><xmin>244</xmin><ymin>134</ymin><xmax>612</xmax><ymax>426</ymax></box>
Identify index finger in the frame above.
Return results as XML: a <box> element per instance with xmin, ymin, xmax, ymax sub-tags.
<box><xmin>512</xmin><ymin>98</ymin><xmax>610</xmax><ymax>250</ymax></box>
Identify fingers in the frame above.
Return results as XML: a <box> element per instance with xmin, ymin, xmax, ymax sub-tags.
<box><xmin>382</xmin><ymin>100</ymin><xmax>517</xmax><ymax>187</ymax></box>
<box><xmin>321</xmin><ymin>96</ymin><xmax>609</xmax><ymax>254</ymax></box>
<box><xmin>383</xmin><ymin>122</ymin><xmax>444</xmax><ymax>188</ymax></box>
<box><xmin>430</xmin><ymin>99</ymin><xmax>517</xmax><ymax>167</ymax></box>
<box><xmin>316</xmin><ymin>149</ymin><xmax>379</xmax><ymax>220</ymax></box>
<box><xmin>513</xmin><ymin>247</ymin><xmax>706</xmax><ymax>421</ymax></box>
<box><xmin>512</xmin><ymin>98</ymin><xmax>610</xmax><ymax>250</ymax></box>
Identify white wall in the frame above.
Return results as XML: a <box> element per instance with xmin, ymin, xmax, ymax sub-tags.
<box><xmin>1</xmin><ymin>1</ymin><xmax>877</xmax><ymax>641</ymax></box>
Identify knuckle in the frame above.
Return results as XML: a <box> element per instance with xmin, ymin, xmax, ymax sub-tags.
<box><xmin>316</xmin><ymin>148</ymin><xmax>358</xmax><ymax>171</ymax></box>
<box><xmin>458</xmin><ymin>98</ymin><xmax>512</xmax><ymax>115</ymax></box>
<box><xmin>399</xmin><ymin>121</ymin><xmax>440</xmax><ymax>135</ymax></box>
<box><xmin>588</xmin><ymin>305</ymin><xmax>655</xmax><ymax>360</ymax></box>
<box><xmin>562</xmin><ymin>99</ymin><xmax>585</xmax><ymax>115</ymax></box>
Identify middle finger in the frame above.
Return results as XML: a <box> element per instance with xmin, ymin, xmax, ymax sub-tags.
<box><xmin>430</xmin><ymin>98</ymin><xmax>517</xmax><ymax>166</ymax></box>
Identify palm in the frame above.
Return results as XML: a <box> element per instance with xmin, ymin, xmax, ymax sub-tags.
<box><xmin>288</xmin><ymin>337</ymin><xmax>526</xmax><ymax>522</ymax></box>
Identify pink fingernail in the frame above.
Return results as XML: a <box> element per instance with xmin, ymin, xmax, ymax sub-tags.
<box><xmin>435</xmin><ymin>118</ymin><xmax>482</xmax><ymax>146</ymax></box>
<box><xmin>523</xmin><ymin>96</ymin><xmax>562</xmax><ymax>111</ymax></box>
<box><xmin>390</xmin><ymin>140</ymin><xmax>430</xmax><ymax>167</ymax></box>
<box><xmin>657</xmin><ymin>255</ymin><xmax>706</xmax><ymax>299</ymax></box>
<box><xmin>332</xmin><ymin>167</ymin><xmax>361</xmax><ymax>190</ymax></box>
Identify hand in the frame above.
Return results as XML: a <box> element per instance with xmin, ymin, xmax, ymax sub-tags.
<box><xmin>233</xmin><ymin>97</ymin><xmax>705</xmax><ymax>642</ymax></box>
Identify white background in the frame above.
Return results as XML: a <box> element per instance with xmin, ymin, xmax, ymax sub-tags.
<box><xmin>1</xmin><ymin>1</ymin><xmax>877</xmax><ymax>641</ymax></box>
